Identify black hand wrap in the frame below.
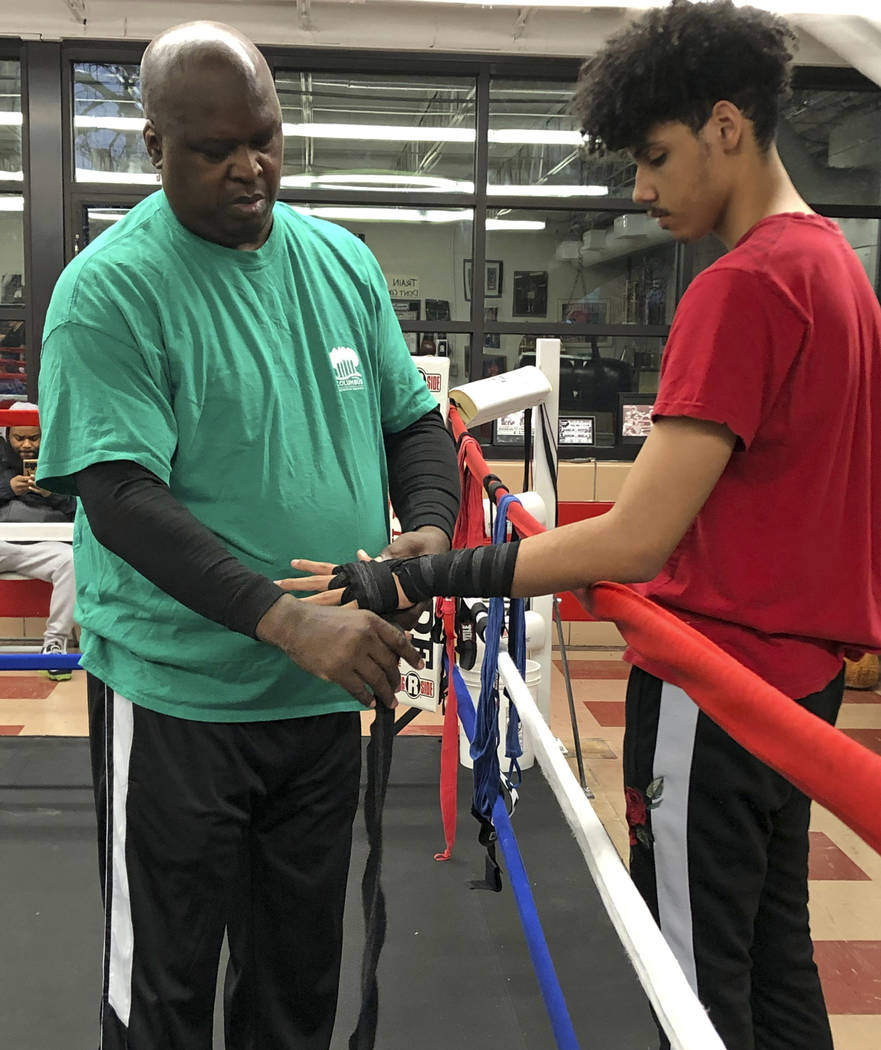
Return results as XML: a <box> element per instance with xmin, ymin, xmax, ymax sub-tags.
<box><xmin>332</xmin><ymin>559</ymin><xmax>405</xmax><ymax>614</ymax></box>
<box><xmin>332</xmin><ymin>541</ymin><xmax>520</xmax><ymax>614</ymax></box>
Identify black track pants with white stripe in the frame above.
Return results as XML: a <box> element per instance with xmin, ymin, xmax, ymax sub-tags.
<box><xmin>87</xmin><ymin>673</ymin><xmax>361</xmax><ymax>1050</ymax></box>
<box><xmin>624</xmin><ymin>665</ymin><xmax>844</xmax><ymax>1050</ymax></box>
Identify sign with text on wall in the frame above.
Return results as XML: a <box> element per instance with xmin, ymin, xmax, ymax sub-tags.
<box><xmin>390</xmin><ymin>355</ymin><xmax>450</xmax><ymax>711</ymax></box>
<box><xmin>386</xmin><ymin>274</ymin><xmax>421</xmax><ymax>299</ymax></box>
<box><xmin>559</xmin><ymin>416</ymin><xmax>596</xmax><ymax>445</ymax></box>
<box><xmin>494</xmin><ymin>411</ymin><xmax>597</xmax><ymax>447</ymax></box>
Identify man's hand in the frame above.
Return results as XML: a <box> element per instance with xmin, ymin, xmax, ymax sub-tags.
<box><xmin>255</xmin><ymin>593</ymin><xmax>422</xmax><ymax>708</ymax></box>
<box><xmin>9</xmin><ymin>474</ymin><xmax>30</xmax><ymax>496</ymax></box>
<box><xmin>380</xmin><ymin>524</ymin><xmax>450</xmax><ymax>560</ymax></box>
<box><xmin>377</xmin><ymin>525</ymin><xmax>449</xmax><ymax>627</ymax></box>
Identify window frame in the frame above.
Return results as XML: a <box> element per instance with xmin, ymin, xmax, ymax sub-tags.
<box><xmin>8</xmin><ymin>38</ymin><xmax>876</xmax><ymax>455</ymax></box>
<box><xmin>0</xmin><ymin>44</ymin><xmax>27</xmax><ymax>398</ymax></box>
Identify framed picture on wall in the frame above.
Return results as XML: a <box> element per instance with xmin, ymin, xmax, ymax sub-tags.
<box><xmin>617</xmin><ymin>393</ymin><xmax>656</xmax><ymax>445</ymax></box>
<box><xmin>513</xmin><ymin>270</ymin><xmax>548</xmax><ymax>317</ymax></box>
<box><xmin>482</xmin><ymin>353</ymin><xmax>506</xmax><ymax>379</ymax></box>
<box><xmin>392</xmin><ymin>298</ymin><xmax>420</xmax><ymax>355</ymax></box>
<box><xmin>560</xmin><ymin>297</ymin><xmax>611</xmax><ymax>346</ymax></box>
<box><xmin>494</xmin><ymin>410</ymin><xmax>526</xmax><ymax>445</ymax></box>
<box><xmin>560</xmin><ymin>298</ymin><xmax>608</xmax><ymax>325</ymax></box>
<box><xmin>558</xmin><ymin>416</ymin><xmax>596</xmax><ymax>446</ymax></box>
<box><xmin>425</xmin><ymin>298</ymin><xmax>451</xmax><ymax>321</ymax></box>
<box><xmin>392</xmin><ymin>299</ymin><xmax>420</xmax><ymax>321</ymax></box>
<box><xmin>0</xmin><ymin>274</ymin><xmax>23</xmax><ymax>304</ymax></box>
<box><xmin>484</xmin><ymin>305</ymin><xmax>500</xmax><ymax>348</ymax></box>
<box><xmin>464</xmin><ymin>259</ymin><xmax>504</xmax><ymax>301</ymax></box>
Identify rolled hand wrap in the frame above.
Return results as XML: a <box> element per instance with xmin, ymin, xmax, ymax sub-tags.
<box><xmin>331</xmin><ymin>559</ymin><xmax>405</xmax><ymax>614</ymax></box>
<box><xmin>332</xmin><ymin>541</ymin><xmax>521</xmax><ymax>614</ymax></box>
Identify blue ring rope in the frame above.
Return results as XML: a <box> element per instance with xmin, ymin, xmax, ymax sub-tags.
<box><xmin>471</xmin><ymin>494</ymin><xmax>526</xmax><ymax>822</ymax></box>
<box><xmin>0</xmin><ymin>653</ymin><xmax>81</xmax><ymax>670</ymax></box>
<box><xmin>453</xmin><ymin>665</ymin><xmax>581</xmax><ymax>1050</ymax></box>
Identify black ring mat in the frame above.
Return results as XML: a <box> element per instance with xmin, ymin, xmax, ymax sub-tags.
<box><xmin>0</xmin><ymin>735</ymin><xmax>656</xmax><ymax>1049</ymax></box>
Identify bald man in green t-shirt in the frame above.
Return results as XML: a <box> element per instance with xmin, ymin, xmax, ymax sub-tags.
<box><xmin>36</xmin><ymin>22</ymin><xmax>459</xmax><ymax>1050</ymax></box>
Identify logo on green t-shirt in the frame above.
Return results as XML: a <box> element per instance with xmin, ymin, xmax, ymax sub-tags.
<box><xmin>330</xmin><ymin>346</ymin><xmax>364</xmax><ymax>390</ymax></box>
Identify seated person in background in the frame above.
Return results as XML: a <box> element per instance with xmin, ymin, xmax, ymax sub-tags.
<box><xmin>0</xmin><ymin>404</ymin><xmax>76</xmax><ymax>680</ymax></box>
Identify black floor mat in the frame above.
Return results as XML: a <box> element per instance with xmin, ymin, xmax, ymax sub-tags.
<box><xmin>0</xmin><ymin>734</ymin><xmax>656</xmax><ymax>1050</ymax></box>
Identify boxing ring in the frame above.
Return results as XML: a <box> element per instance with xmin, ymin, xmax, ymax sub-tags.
<box><xmin>0</xmin><ymin>399</ymin><xmax>657</xmax><ymax>1049</ymax></box>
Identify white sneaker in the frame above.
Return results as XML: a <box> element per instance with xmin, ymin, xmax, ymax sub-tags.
<box><xmin>41</xmin><ymin>640</ymin><xmax>72</xmax><ymax>682</ymax></box>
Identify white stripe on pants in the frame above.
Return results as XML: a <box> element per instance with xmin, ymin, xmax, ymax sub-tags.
<box><xmin>107</xmin><ymin>693</ymin><xmax>135</xmax><ymax>1031</ymax></box>
<box><xmin>652</xmin><ymin>681</ymin><xmax>700</xmax><ymax>994</ymax></box>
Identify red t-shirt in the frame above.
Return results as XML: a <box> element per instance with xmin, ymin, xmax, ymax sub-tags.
<box><xmin>629</xmin><ymin>213</ymin><xmax>881</xmax><ymax>697</ymax></box>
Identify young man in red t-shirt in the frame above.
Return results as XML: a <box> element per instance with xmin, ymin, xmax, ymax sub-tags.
<box><xmin>284</xmin><ymin>3</ymin><xmax>881</xmax><ymax>1046</ymax></box>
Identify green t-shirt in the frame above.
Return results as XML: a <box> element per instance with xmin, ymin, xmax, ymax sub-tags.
<box><xmin>37</xmin><ymin>191</ymin><xmax>436</xmax><ymax>721</ymax></box>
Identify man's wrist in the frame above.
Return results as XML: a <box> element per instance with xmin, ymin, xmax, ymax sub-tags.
<box><xmin>255</xmin><ymin>592</ymin><xmax>301</xmax><ymax>647</ymax></box>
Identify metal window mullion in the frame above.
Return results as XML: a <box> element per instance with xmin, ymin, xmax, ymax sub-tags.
<box><xmin>21</xmin><ymin>41</ymin><xmax>65</xmax><ymax>401</ymax></box>
<box><xmin>469</xmin><ymin>64</ymin><xmax>490</xmax><ymax>382</ymax></box>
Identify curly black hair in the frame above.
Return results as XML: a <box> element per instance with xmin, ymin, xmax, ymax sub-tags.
<box><xmin>574</xmin><ymin>0</ymin><xmax>797</xmax><ymax>154</ymax></box>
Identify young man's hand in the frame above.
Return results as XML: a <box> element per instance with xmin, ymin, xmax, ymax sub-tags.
<box><xmin>277</xmin><ymin>524</ymin><xmax>450</xmax><ymax>625</ymax></box>
<box><xmin>278</xmin><ymin>557</ymin><xmax>409</xmax><ymax>617</ymax></box>
<box><xmin>10</xmin><ymin>474</ymin><xmax>30</xmax><ymax>496</ymax></box>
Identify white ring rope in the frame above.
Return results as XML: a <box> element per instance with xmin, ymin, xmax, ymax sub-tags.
<box><xmin>496</xmin><ymin>651</ymin><xmax>725</xmax><ymax>1050</ymax></box>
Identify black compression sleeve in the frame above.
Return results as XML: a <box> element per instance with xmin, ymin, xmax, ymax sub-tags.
<box><xmin>384</xmin><ymin>407</ymin><xmax>459</xmax><ymax>540</ymax></box>
<box><xmin>395</xmin><ymin>542</ymin><xmax>520</xmax><ymax>602</ymax></box>
<box><xmin>76</xmin><ymin>460</ymin><xmax>284</xmax><ymax>638</ymax></box>
<box><xmin>331</xmin><ymin>541</ymin><xmax>520</xmax><ymax>614</ymax></box>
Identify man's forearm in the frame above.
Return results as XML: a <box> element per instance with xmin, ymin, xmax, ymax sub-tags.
<box><xmin>77</xmin><ymin>460</ymin><xmax>283</xmax><ymax>637</ymax></box>
<box><xmin>385</xmin><ymin>408</ymin><xmax>460</xmax><ymax>540</ymax></box>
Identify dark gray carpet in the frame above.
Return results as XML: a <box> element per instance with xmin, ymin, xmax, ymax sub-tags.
<box><xmin>0</xmin><ymin>734</ymin><xmax>656</xmax><ymax>1049</ymax></box>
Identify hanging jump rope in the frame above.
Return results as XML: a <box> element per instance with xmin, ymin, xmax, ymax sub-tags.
<box><xmin>445</xmin><ymin>491</ymin><xmax>581</xmax><ymax>1050</ymax></box>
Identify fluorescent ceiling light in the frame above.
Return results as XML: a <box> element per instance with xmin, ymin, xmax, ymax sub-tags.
<box><xmin>0</xmin><ymin>196</ymin><xmax>24</xmax><ymax>211</ymax></box>
<box><xmin>281</xmin><ymin>174</ymin><xmax>607</xmax><ymax>197</ymax></box>
<box><xmin>284</xmin><ymin>122</ymin><xmax>474</xmax><ymax>143</ymax></box>
<box><xmin>290</xmin><ymin>204</ymin><xmax>544</xmax><ymax>230</ymax></box>
<box><xmin>485</xmin><ymin>219</ymin><xmax>547</xmax><ymax>230</ymax></box>
<box><xmin>73</xmin><ymin>116</ymin><xmax>585</xmax><ymax>149</ymax></box>
<box><xmin>488</xmin><ymin>184</ymin><xmax>608</xmax><ymax>197</ymax></box>
<box><xmin>292</xmin><ymin>205</ymin><xmax>470</xmax><ymax>222</ymax></box>
<box><xmin>75</xmin><ymin>169</ymin><xmax>159</xmax><ymax>185</ymax></box>
<box><xmin>74</xmin><ymin>115</ymin><xmax>144</xmax><ymax>131</ymax></box>
<box><xmin>283</xmin><ymin>122</ymin><xmax>584</xmax><ymax>146</ymax></box>
<box><xmin>0</xmin><ymin>112</ymin><xmax>22</xmax><ymax>127</ymax></box>
<box><xmin>488</xmin><ymin>129</ymin><xmax>583</xmax><ymax>146</ymax></box>
<box><xmin>89</xmin><ymin>210</ymin><xmax>128</xmax><ymax>222</ymax></box>
<box><xmin>0</xmin><ymin>170</ymin><xmax>24</xmax><ymax>181</ymax></box>
<box><xmin>281</xmin><ymin>173</ymin><xmax>474</xmax><ymax>191</ymax></box>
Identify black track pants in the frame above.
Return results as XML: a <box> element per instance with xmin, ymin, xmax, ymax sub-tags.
<box><xmin>623</xmin><ymin>665</ymin><xmax>844</xmax><ymax>1050</ymax></box>
<box><xmin>87</xmin><ymin>673</ymin><xmax>361</xmax><ymax>1050</ymax></box>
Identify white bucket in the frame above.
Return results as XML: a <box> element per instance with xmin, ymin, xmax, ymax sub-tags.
<box><xmin>457</xmin><ymin>658</ymin><xmax>539</xmax><ymax>771</ymax></box>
